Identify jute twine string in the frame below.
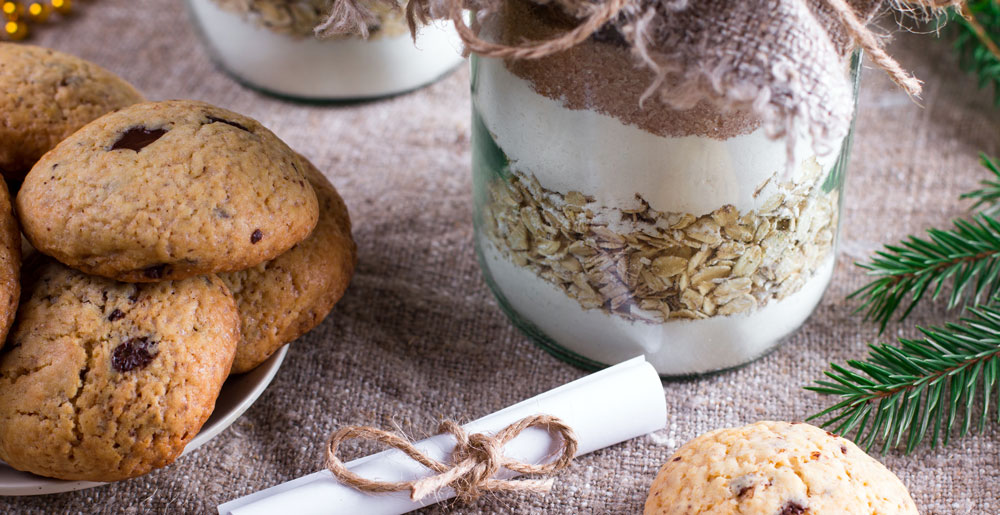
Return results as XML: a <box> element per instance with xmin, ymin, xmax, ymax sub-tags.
<box><xmin>324</xmin><ymin>414</ymin><xmax>579</xmax><ymax>503</ymax></box>
<box><xmin>826</xmin><ymin>0</ymin><xmax>962</xmax><ymax>96</ymax></box>
<box><xmin>393</xmin><ymin>0</ymin><xmax>965</xmax><ymax>97</ymax></box>
<box><xmin>443</xmin><ymin>0</ymin><xmax>630</xmax><ymax>59</ymax></box>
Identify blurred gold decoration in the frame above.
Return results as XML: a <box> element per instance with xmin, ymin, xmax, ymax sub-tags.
<box><xmin>2</xmin><ymin>1</ymin><xmax>23</xmax><ymax>19</ymax></box>
<box><xmin>49</xmin><ymin>0</ymin><xmax>69</xmax><ymax>15</ymax></box>
<box><xmin>4</xmin><ymin>19</ymin><xmax>27</xmax><ymax>40</ymax></box>
<box><xmin>1</xmin><ymin>0</ymin><xmax>75</xmax><ymax>41</ymax></box>
<box><xmin>26</xmin><ymin>2</ymin><xmax>49</xmax><ymax>22</ymax></box>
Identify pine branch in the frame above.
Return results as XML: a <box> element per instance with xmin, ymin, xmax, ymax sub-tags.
<box><xmin>951</xmin><ymin>0</ymin><xmax>1000</xmax><ymax>105</ymax></box>
<box><xmin>961</xmin><ymin>153</ymin><xmax>1000</xmax><ymax>216</ymax></box>
<box><xmin>807</xmin><ymin>301</ymin><xmax>1000</xmax><ymax>453</ymax></box>
<box><xmin>849</xmin><ymin>212</ymin><xmax>1000</xmax><ymax>331</ymax></box>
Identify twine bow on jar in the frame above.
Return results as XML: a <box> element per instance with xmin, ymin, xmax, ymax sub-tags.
<box><xmin>324</xmin><ymin>414</ymin><xmax>579</xmax><ymax>503</ymax></box>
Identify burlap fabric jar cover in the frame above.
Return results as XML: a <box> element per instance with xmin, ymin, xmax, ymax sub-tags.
<box><xmin>324</xmin><ymin>0</ymin><xmax>960</xmax><ymax>377</ymax></box>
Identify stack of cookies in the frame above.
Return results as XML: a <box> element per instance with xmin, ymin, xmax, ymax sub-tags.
<box><xmin>0</xmin><ymin>43</ymin><xmax>357</xmax><ymax>482</ymax></box>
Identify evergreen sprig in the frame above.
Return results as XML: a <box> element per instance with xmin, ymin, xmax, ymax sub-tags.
<box><xmin>849</xmin><ymin>212</ymin><xmax>1000</xmax><ymax>331</ymax></box>
<box><xmin>807</xmin><ymin>301</ymin><xmax>1000</xmax><ymax>453</ymax></box>
<box><xmin>961</xmin><ymin>153</ymin><xmax>1000</xmax><ymax>216</ymax></box>
<box><xmin>951</xmin><ymin>0</ymin><xmax>1000</xmax><ymax>105</ymax></box>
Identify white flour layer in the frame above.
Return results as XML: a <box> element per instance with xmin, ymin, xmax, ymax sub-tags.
<box><xmin>474</xmin><ymin>55</ymin><xmax>842</xmax><ymax>216</ymax></box>
<box><xmin>480</xmin><ymin>237</ymin><xmax>835</xmax><ymax>376</ymax></box>
<box><xmin>188</xmin><ymin>0</ymin><xmax>464</xmax><ymax>99</ymax></box>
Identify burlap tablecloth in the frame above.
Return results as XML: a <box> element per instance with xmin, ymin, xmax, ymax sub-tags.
<box><xmin>3</xmin><ymin>1</ymin><xmax>998</xmax><ymax>513</ymax></box>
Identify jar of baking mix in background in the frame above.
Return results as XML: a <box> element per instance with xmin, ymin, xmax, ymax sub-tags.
<box><xmin>469</xmin><ymin>0</ymin><xmax>863</xmax><ymax>376</ymax></box>
<box><xmin>186</xmin><ymin>0</ymin><xmax>464</xmax><ymax>100</ymax></box>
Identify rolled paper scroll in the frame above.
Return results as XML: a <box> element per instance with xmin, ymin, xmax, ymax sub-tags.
<box><xmin>218</xmin><ymin>356</ymin><xmax>667</xmax><ymax>515</ymax></box>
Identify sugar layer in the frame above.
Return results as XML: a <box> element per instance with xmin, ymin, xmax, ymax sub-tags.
<box><xmin>474</xmin><ymin>56</ymin><xmax>842</xmax><ymax>215</ymax></box>
<box><xmin>480</xmin><ymin>238</ymin><xmax>835</xmax><ymax>375</ymax></box>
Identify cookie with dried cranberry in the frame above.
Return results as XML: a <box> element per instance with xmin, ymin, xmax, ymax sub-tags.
<box><xmin>0</xmin><ymin>258</ymin><xmax>239</xmax><ymax>482</ymax></box>
<box><xmin>0</xmin><ymin>43</ymin><xmax>144</xmax><ymax>180</ymax></box>
<box><xmin>16</xmin><ymin>99</ymin><xmax>319</xmax><ymax>282</ymax></box>
<box><xmin>221</xmin><ymin>156</ymin><xmax>356</xmax><ymax>374</ymax></box>
<box><xmin>644</xmin><ymin>421</ymin><xmax>917</xmax><ymax>515</ymax></box>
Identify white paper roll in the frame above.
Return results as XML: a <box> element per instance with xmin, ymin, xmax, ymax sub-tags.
<box><xmin>219</xmin><ymin>356</ymin><xmax>666</xmax><ymax>515</ymax></box>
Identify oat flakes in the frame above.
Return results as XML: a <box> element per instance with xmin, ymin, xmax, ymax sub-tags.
<box><xmin>483</xmin><ymin>162</ymin><xmax>838</xmax><ymax>323</ymax></box>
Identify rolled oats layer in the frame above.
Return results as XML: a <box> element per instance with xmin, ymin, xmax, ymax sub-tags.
<box><xmin>482</xmin><ymin>159</ymin><xmax>838</xmax><ymax>324</ymax></box>
<box><xmin>211</xmin><ymin>0</ymin><xmax>407</xmax><ymax>39</ymax></box>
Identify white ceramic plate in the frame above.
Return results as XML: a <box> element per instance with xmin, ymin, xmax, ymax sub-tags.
<box><xmin>0</xmin><ymin>345</ymin><xmax>288</xmax><ymax>496</ymax></box>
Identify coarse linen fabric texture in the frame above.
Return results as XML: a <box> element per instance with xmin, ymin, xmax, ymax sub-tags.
<box><xmin>2</xmin><ymin>0</ymin><xmax>998</xmax><ymax>513</ymax></box>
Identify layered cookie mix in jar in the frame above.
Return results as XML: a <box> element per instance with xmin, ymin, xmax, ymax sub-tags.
<box><xmin>324</xmin><ymin>0</ymin><xmax>924</xmax><ymax>375</ymax></box>
<box><xmin>186</xmin><ymin>0</ymin><xmax>464</xmax><ymax>99</ymax></box>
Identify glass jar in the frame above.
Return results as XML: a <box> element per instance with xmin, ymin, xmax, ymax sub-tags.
<box><xmin>186</xmin><ymin>0</ymin><xmax>465</xmax><ymax>100</ymax></box>
<box><xmin>471</xmin><ymin>34</ymin><xmax>860</xmax><ymax>377</ymax></box>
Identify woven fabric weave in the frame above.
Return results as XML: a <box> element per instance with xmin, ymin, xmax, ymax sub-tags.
<box><xmin>1</xmin><ymin>1</ymin><xmax>998</xmax><ymax>513</ymax></box>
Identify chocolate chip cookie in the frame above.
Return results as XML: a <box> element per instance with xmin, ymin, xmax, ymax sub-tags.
<box><xmin>16</xmin><ymin>99</ymin><xmax>319</xmax><ymax>282</ymax></box>
<box><xmin>0</xmin><ymin>181</ymin><xmax>20</xmax><ymax>348</ymax></box>
<box><xmin>222</xmin><ymin>156</ymin><xmax>356</xmax><ymax>374</ymax></box>
<box><xmin>0</xmin><ymin>258</ymin><xmax>240</xmax><ymax>482</ymax></box>
<box><xmin>644</xmin><ymin>421</ymin><xmax>918</xmax><ymax>514</ymax></box>
<box><xmin>0</xmin><ymin>43</ymin><xmax>144</xmax><ymax>180</ymax></box>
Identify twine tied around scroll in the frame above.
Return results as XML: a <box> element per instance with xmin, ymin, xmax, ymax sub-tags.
<box><xmin>324</xmin><ymin>414</ymin><xmax>579</xmax><ymax>503</ymax></box>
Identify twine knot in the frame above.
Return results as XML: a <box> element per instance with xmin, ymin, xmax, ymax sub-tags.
<box><xmin>324</xmin><ymin>414</ymin><xmax>579</xmax><ymax>504</ymax></box>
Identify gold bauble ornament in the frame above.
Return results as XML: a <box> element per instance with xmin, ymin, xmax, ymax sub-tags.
<box><xmin>26</xmin><ymin>2</ymin><xmax>49</xmax><ymax>22</ymax></box>
<box><xmin>49</xmin><ymin>0</ymin><xmax>69</xmax><ymax>15</ymax></box>
<box><xmin>4</xmin><ymin>19</ymin><xmax>27</xmax><ymax>40</ymax></box>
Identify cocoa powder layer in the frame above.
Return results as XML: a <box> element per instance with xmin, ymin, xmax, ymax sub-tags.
<box><xmin>498</xmin><ymin>0</ymin><xmax>760</xmax><ymax>140</ymax></box>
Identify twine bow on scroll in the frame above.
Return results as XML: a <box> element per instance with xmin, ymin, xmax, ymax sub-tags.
<box><xmin>324</xmin><ymin>414</ymin><xmax>579</xmax><ymax>503</ymax></box>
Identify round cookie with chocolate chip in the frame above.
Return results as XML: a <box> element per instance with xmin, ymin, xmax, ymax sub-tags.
<box><xmin>221</xmin><ymin>156</ymin><xmax>356</xmax><ymax>374</ymax></box>
<box><xmin>0</xmin><ymin>180</ymin><xmax>20</xmax><ymax>348</ymax></box>
<box><xmin>0</xmin><ymin>258</ymin><xmax>239</xmax><ymax>482</ymax></box>
<box><xmin>644</xmin><ymin>421</ymin><xmax>917</xmax><ymax>515</ymax></box>
<box><xmin>16</xmin><ymin>99</ymin><xmax>319</xmax><ymax>282</ymax></box>
<box><xmin>0</xmin><ymin>43</ymin><xmax>144</xmax><ymax>180</ymax></box>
